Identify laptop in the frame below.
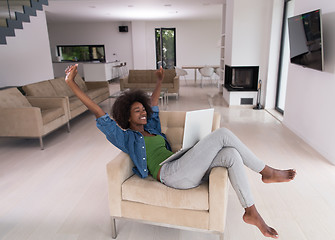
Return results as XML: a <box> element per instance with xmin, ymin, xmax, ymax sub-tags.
<box><xmin>159</xmin><ymin>108</ymin><xmax>214</xmax><ymax>165</ymax></box>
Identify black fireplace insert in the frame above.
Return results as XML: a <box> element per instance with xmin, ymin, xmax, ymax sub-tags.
<box><xmin>224</xmin><ymin>65</ymin><xmax>259</xmax><ymax>91</ymax></box>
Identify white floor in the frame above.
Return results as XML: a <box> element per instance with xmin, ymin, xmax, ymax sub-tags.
<box><xmin>1</xmin><ymin>81</ymin><xmax>335</xmax><ymax>240</ymax></box>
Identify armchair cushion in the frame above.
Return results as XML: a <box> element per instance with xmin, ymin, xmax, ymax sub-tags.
<box><xmin>122</xmin><ymin>175</ymin><xmax>209</xmax><ymax>211</ymax></box>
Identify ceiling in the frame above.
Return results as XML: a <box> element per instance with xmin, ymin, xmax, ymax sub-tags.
<box><xmin>45</xmin><ymin>0</ymin><xmax>225</xmax><ymax>23</ymax></box>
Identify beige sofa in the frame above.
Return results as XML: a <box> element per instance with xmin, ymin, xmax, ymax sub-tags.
<box><xmin>120</xmin><ymin>69</ymin><xmax>179</xmax><ymax>97</ymax></box>
<box><xmin>0</xmin><ymin>87</ymin><xmax>70</xmax><ymax>149</ymax></box>
<box><xmin>106</xmin><ymin>111</ymin><xmax>228</xmax><ymax>239</ymax></box>
<box><xmin>22</xmin><ymin>75</ymin><xmax>109</xmax><ymax>120</ymax></box>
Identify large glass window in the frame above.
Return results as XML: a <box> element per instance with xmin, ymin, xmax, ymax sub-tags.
<box><xmin>155</xmin><ymin>28</ymin><xmax>176</xmax><ymax>69</ymax></box>
<box><xmin>275</xmin><ymin>0</ymin><xmax>294</xmax><ymax>114</ymax></box>
<box><xmin>57</xmin><ymin>45</ymin><xmax>105</xmax><ymax>62</ymax></box>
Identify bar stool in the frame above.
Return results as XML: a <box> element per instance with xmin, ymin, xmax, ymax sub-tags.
<box><xmin>120</xmin><ymin>62</ymin><xmax>128</xmax><ymax>77</ymax></box>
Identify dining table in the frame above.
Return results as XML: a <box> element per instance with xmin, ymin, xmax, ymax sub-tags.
<box><xmin>182</xmin><ymin>65</ymin><xmax>220</xmax><ymax>84</ymax></box>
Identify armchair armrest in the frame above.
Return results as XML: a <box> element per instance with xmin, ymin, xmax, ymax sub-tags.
<box><xmin>173</xmin><ymin>76</ymin><xmax>179</xmax><ymax>91</ymax></box>
<box><xmin>209</xmin><ymin>167</ymin><xmax>229</xmax><ymax>232</ymax></box>
<box><xmin>212</xmin><ymin>112</ymin><xmax>221</xmax><ymax>131</ymax></box>
<box><xmin>85</xmin><ymin>81</ymin><xmax>109</xmax><ymax>90</ymax></box>
<box><xmin>0</xmin><ymin>107</ymin><xmax>43</xmax><ymax>136</ymax></box>
<box><xmin>106</xmin><ymin>151</ymin><xmax>134</xmax><ymax>217</ymax></box>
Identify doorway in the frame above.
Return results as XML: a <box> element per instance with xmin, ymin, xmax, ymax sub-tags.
<box><xmin>155</xmin><ymin>28</ymin><xmax>176</xmax><ymax>69</ymax></box>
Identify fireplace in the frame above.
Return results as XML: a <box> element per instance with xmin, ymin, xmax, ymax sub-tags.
<box><xmin>224</xmin><ymin>65</ymin><xmax>259</xmax><ymax>91</ymax></box>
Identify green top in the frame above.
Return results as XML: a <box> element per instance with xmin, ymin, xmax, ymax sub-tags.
<box><xmin>144</xmin><ymin>135</ymin><xmax>173</xmax><ymax>180</ymax></box>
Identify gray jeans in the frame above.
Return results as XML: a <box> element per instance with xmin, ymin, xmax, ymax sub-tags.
<box><xmin>160</xmin><ymin>128</ymin><xmax>265</xmax><ymax>208</ymax></box>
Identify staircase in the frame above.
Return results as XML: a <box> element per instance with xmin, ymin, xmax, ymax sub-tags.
<box><xmin>0</xmin><ymin>0</ymin><xmax>48</xmax><ymax>44</ymax></box>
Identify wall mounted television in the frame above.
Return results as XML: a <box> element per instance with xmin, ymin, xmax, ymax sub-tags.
<box><xmin>287</xmin><ymin>9</ymin><xmax>324</xmax><ymax>71</ymax></box>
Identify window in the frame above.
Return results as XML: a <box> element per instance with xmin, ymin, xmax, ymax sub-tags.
<box><xmin>275</xmin><ymin>0</ymin><xmax>294</xmax><ymax>114</ymax></box>
<box><xmin>155</xmin><ymin>28</ymin><xmax>176</xmax><ymax>69</ymax></box>
<box><xmin>57</xmin><ymin>45</ymin><xmax>106</xmax><ymax>62</ymax></box>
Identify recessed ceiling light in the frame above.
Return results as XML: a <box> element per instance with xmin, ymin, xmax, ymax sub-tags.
<box><xmin>164</xmin><ymin>4</ymin><xmax>172</xmax><ymax>7</ymax></box>
<box><xmin>128</xmin><ymin>5</ymin><xmax>134</xmax><ymax>7</ymax></box>
<box><xmin>89</xmin><ymin>6</ymin><xmax>96</xmax><ymax>8</ymax></box>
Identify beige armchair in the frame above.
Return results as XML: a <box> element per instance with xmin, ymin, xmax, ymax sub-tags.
<box><xmin>106</xmin><ymin>111</ymin><xmax>229</xmax><ymax>239</ymax></box>
<box><xmin>0</xmin><ymin>88</ymin><xmax>70</xmax><ymax>149</ymax></box>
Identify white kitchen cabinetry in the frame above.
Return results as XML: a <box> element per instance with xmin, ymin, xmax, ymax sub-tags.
<box><xmin>83</xmin><ymin>62</ymin><xmax>120</xmax><ymax>82</ymax></box>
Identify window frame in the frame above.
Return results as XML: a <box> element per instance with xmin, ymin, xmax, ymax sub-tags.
<box><xmin>155</xmin><ymin>28</ymin><xmax>176</xmax><ymax>69</ymax></box>
<box><xmin>56</xmin><ymin>45</ymin><xmax>106</xmax><ymax>62</ymax></box>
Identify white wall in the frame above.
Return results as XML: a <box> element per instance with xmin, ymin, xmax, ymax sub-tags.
<box><xmin>132</xmin><ymin>19</ymin><xmax>222</xmax><ymax>75</ymax></box>
<box><xmin>0</xmin><ymin>10</ymin><xmax>54</xmax><ymax>88</ymax></box>
<box><xmin>132</xmin><ymin>21</ymin><xmax>147</xmax><ymax>69</ymax></box>
<box><xmin>225</xmin><ymin>0</ymin><xmax>275</xmax><ymax>106</ymax></box>
<box><xmin>47</xmin><ymin>19</ymin><xmax>221</xmax><ymax>78</ymax></box>
<box><xmin>283</xmin><ymin>1</ymin><xmax>335</xmax><ymax>164</ymax></box>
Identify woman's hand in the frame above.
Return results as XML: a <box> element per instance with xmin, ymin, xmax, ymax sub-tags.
<box><xmin>64</xmin><ymin>64</ymin><xmax>105</xmax><ymax>118</ymax></box>
<box><xmin>65</xmin><ymin>64</ymin><xmax>78</xmax><ymax>83</ymax></box>
<box><xmin>151</xmin><ymin>67</ymin><xmax>164</xmax><ymax>107</ymax></box>
<box><xmin>155</xmin><ymin>66</ymin><xmax>164</xmax><ymax>82</ymax></box>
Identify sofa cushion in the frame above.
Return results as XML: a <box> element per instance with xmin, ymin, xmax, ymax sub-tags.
<box><xmin>49</xmin><ymin>77</ymin><xmax>74</xmax><ymax>97</ymax></box>
<box><xmin>122</xmin><ymin>175</ymin><xmax>209</xmax><ymax>211</ymax></box>
<box><xmin>41</xmin><ymin>107</ymin><xmax>64</xmax><ymax>124</ymax></box>
<box><xmin>150</xmin><ymin>69</ymin><xmax>176</xmax><ymax>83</ymax></box>
<box><xmin>22</xmin><ymin>80</ymin><xmax>58</xmax><ymax>97</ymax></box>
<box><xmin>0</xmin><ymin>88</ymin><xmax>32</xmax><ymax>108</ymax></box>
<box><xmin>68</xmin><ymin>96</ymin><xmax>84</xmax><ymax>111</ymax></box>
<box><xmin>128</xmin><ymin>70</ymin><xmax>152</xmax><ymax>83</ymax></box>
<box><xmin>74</xmin><ymin>74</ymin><xmax>88</xmax><ymax>92</ymax></box>
<box><xmin>86</xmin><ymin>88</ymin><xmax>109</xmax><ymax>100</ymax></box>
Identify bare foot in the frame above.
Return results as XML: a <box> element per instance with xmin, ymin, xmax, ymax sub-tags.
<box><xmin>261</xmin><ymin>166</ymin><xmax>296</xmax><ymax>183</ymax></box>
<box><xmin>243</xmin><ymin>205</ymin><xmax>279</xmax><ymax>239</ymax></box>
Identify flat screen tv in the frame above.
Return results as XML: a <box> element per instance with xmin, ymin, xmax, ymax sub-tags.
<box><xmin>287</xmin><ymin>9</ymin><xmax>324</xmax><ymax>71</ymax></box>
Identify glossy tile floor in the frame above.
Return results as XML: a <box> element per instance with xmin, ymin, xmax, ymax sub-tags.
<box><xmin>1</xmin><ymin>80</ymin><xmax>335</xmax><ymax>240</ymax></box>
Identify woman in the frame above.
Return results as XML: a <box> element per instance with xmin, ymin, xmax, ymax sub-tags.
<box><xmin>65</xmin><ymin>64</ymin><xmax>296</xmax><ymax>239</ymax></box>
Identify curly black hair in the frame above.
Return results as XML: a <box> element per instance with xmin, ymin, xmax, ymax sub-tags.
<box><xmin>112</xmin><ymin>89</ymin><xmax>153</xmax><ymax>129</ymax></box>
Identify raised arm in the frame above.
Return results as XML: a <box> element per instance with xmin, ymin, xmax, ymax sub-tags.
<box><xmin>150</xmin><ymin>67</ymin><xmax>164</xmax><ymax>107</ymax></box>
<box><xmin>65</xmin><ymin>64</ymin><xmax>105</xmax><ymax>118</ymax></box>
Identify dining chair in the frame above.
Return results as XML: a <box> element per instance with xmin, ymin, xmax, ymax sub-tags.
<box><xmin>199</xmin><ymin>67</ymin><xmax>214</xmax><ymax>88</ymax></box>
<box><xmin>214</xmin><ymin>67</ymin><xmax>221</xmax><ymax>88</ymax></box>
<box><xmin>175</xmin><ymin>67</ymin><xmax>188</xmax><ymax>85</ymax></box>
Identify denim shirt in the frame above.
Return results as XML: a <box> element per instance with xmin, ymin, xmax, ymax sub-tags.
<box><xmin>96</xmin><ymin>105</ymin><xmax>171</xmax><ymax>178</ymax></box>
